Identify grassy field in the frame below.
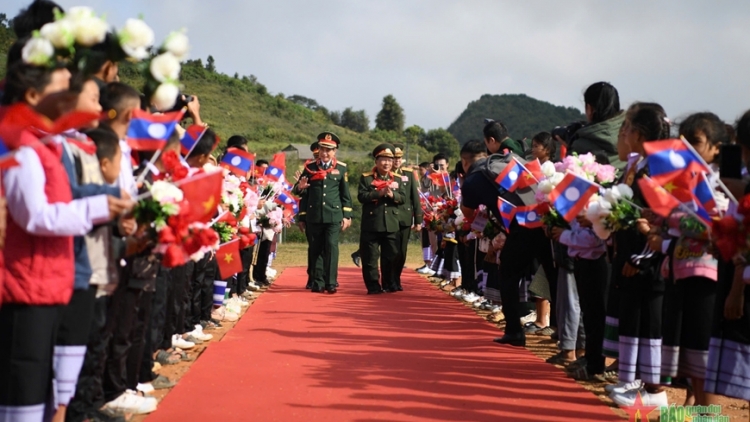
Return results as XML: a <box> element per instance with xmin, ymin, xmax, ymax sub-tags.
<box><xmin>273</xmin><ymin>241</ymin><xmax>426</xmax><ymax>271</ymax></box>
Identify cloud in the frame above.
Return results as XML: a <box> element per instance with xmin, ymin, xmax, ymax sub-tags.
<box><xmin>7</xmin><ymin>0</ymin><xmax>750</xmax><ymax>130</ymax></box>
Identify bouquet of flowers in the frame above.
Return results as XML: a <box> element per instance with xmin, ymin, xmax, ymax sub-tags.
<box><xmin>712</xmin><ymin>194</ymin><xmax>750</xmax><ymax>261</ymax></box>
<box><xmin>586</xmin><ymin>184</ymin><xmax>640</xmax><ymax>240</ymax></box>
<box><xmin>420</xmin><ymin>194</ymin><xmax>443</xmax><ymax>231</ymax></box>
<box><xmin>433</xmin><ymin>198</ymin><xmax>461</xmax><ymax>233</ymax></box>
<box><xmin>554</xmin><ymin>153</ymin><xmax>617</xmax><ymax>185</ymax></box>
<box><xmin>133</xmin><ymin>180</ymin><xmax>219</xmax><ymax>267</ymax></box>
<box><xmin>259</xmin><ymin>208</ymin><xmax>284</xmax><ymax>233</ymax></box>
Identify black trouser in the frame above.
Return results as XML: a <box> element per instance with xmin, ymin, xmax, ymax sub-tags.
<box><xmin>140</xmin><ymin>268</ymin><xmax>168</xmax><ymax>384</ymax></box>
<box><xmin>237</xmin><ymin>246</ymin><xmax>253</xmax><ymax>293</ymax></box>
<box><xmin>499</xmin><ymin>227</ymin><xmax>555</xmax><ymax>337</ymax></box>
<box><xmin>103</xmin><ymin>285</ymin><xmax>142</xmax><ymax>402</ymax></box>
<box><xmin>574</xmin><ymin>255</ymin><xmax>610</xmax><ymax>374</ymax></box>
<box><xmin>126</xmin><ymin>289</ymin><xmax>153</xmax><ymax>390</ymax></box>
<box><xmin>393</xmin><ymin>225</ymin><xmax>411</xmax><ymax>289</ymax></box>
<box><xmin>459</xmin><ymin>239</ymin><xmax>478</xmax><ymax>293</ymax></box>
<box><xmin>360</xmin><ymin>230</ymin><xmax>399</xmax><ymax>292</ymax></box>
<box><xmin>67</xmin><ymin>295</ymin><xmax>111</xmax><ymax>422</ymax></box>
<box><xmin>0</xmin><ymin>304</ymin><xmax>60</xmax><ymax>413</ymax></box>
<box><xmin>253</xmin><ymin>238</ymin><xmax>272</xmax><ymax>284</ymax></box>
<box><xmin>190</xmin><ymin>255</ymin><xmax>216</xmax><ymax>327</ymax></box>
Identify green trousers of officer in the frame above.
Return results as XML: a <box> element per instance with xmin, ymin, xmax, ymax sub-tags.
<box><xmin>359</xmin><ymin>230</ymin><xmax>398</xmax><ymax>292</ymax></box>
<box><xmin>306</xmin><ymin>222</ymin><xmax>340</xmax><ymax>289</ymax></box>
<box><xmin>393</xmin><ymin>226</ymin><xmax>411</xmax><ymax>289</ymax></box>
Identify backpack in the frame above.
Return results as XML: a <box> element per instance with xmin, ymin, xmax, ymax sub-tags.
<box><xmin>479</xmin><ymin>152</ymin><xmax>538</xmax><ymax>206</ymax></box>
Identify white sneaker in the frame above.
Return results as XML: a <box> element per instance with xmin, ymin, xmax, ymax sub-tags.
<box><xmin>190</xmin><ymin>325</ymin><xmax>213</xmax><ymax>341</ymax></box>
<box><xmin>172</xmin><ymin>335</ymin><xmax>195</xmax><ymax>350</ymax></box>
<box><xmin>462</xmin><ymin>292</ymin><xmax>480</xmax><ymax>303</ymax></box>
<box><xmin>102</xmin><ymin>390</ymin><xmax>158</xmax><ymax>415</ymax></box>
<box><xmin>450</xmin><ymin>288</ymin><xmax>465</xmax><ymax>298</ymax></box>
<box><xmin>520</xmin><ymin>311</ymin><xmax>537</xmax><ymax>325</ymax></box>
<box><xmin>136</xmin><ymin>383</ymin><xmax>154</xmax><ymax>395</ymax></box>
<box><xmin>416</xmin><ymin>266</ymin><xmax>431</xmax><ymax>274</ymax></box>
<box><xmin>605</xmin><ymin>379</ymin><xmax>643</xmax><ymax>394</ymax></box>
<box><xmin>225</xmin><ymin>298</ymin><xmax>242</xmax><ymax>315</ymax></box>
<box><xmin>266</xmin><ymin>268</ymin><xmax>277</xmax><ymax>277</ymax></box>
<box><xmin>610</xmin><ymin>388</ymin><xmax>668</xmax><ymax>408</ymax></box>
<box><xmin>417</xmin><ymin>267</ymin><xmax>436</xmax><ymax>275</ymax></box>
<box><xmin>238</xmin><ymin>297</ymin><xmax>250</xmax><ymax>307</ymax></box>
<box><xmin>247</xmin><ymin>283</ymin><xmax>261</xmax><ymax>292</ymax></box>
<box><xmin>473</xmin><ymin>298</ymin><xmax>487</xmax><ymax>308</ymax></box>
<box><xmin>491</xmin><ymin>305</ymin><xmax>503</xmax><ymax>314</ymax></box>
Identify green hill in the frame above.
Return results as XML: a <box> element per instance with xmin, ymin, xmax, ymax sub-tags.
<box><xmin>447</xmin><ymin>93</ymin><xmax>586</xmax><ymax>144</ymax></box>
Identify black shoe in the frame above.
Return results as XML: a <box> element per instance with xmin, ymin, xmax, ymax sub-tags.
<box><xmin>326</xmin><ymin>287</ymin><xmax>337</xmax><ymax>294</ymax></box>
<box><xmin>311</xmin><ymin>285</ymin><xmax>325</xmax><ymax>293</ymax></box>
<box><xmin>383</xmin><ymin>288</ymin><xmax>396</xmax><ymax>293</ymax></box>
<box><xmin>367</xmin><ymin>289</ymin><xmax>384</xmax><ymax>295</ymax></box>
<box><xmin>395</xmin><ymin>285</ymin><xmax>403</xmax><ymax>291</ymax></box>
<box><xmin>305</xmin><ymin>282</ymin><xmax>312</xmax><ymax>289</ymax></box>
<box><xmin>351</xmin><ymin>252</ymin><xmax>361</xmax><ymax>267</ymax></box>
<box><xmin>492</xmin><ymin>334</ymin><xmax>526</xmax><ymax>347</ymax></box>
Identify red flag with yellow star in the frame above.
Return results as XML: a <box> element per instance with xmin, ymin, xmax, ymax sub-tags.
<box><xmin>638</xmin><ymin>175</ymin><xmax>681</xmax><ymax>218</ymax></box>
<box><xmin>217</xmin><ymin>239</ymin><xmax>243</xmax><ymax>279</ymax></box>
<box><xmin>179</xmin><ymin>170</ymin><xmax>223</xmax><ymax>223</ymax></box>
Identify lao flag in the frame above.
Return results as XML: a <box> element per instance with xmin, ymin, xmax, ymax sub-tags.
<box><xmin>497</xmin><ymin>197</ymin><xmax>516</xmax><ymax>229</ymax></box>
<box><xmin>548</xmin><ymin>173</ymin><xmax>600</xmax><ymax>222</ymax></box>
<box><xmin>221</xmin><ymin>148</ymin><xmax>255</xmax><ymax>177</ymax></box>
<box><xmin>494</xmin><ymin>159</ymin><xmax>524</xmax><ymax>192</ymax></box>
<box><xmin>514</xmin><ymin>204</ymin><xmax>543</xmax><ymax>229</ymax></box>
<box><xmin>275</xmin><ymin>191</ymin><xmax>299</xmax><ymax>214</ymax></box>
<box><xmin>127</xmin><ymin>109</ymin><xmax>184</xmax><ymax>151</ymax></box>
<box><xmin>643</xmin><ymin>139</ymin><xmax>707</xmax><ymax>183</ymax></box>
<box><xmin>638</xmin><ymin>176</ymin><xmax>681</xmax><ymax>218</ymax></box>
<box><xmin>693</xmin><ymin>172</ymin><xmax>717</xmax><ymax>214</ymax></box>
<box><xmin>180</xmin><ymin>124</ymin><xmax>205</xmax><ymax>156</ymax></box>
<box><xmin>265</xmin><ymin>152</ymin><xmax>286</xmax><ymax>181</ymax></box>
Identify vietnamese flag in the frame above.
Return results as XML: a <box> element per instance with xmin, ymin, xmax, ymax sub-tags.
<box><xmin>178</xmin><ymin>170</ymin><xmax>223</xmax><ymax>223</ymax></box>
<box><xmin>217</xmin><ymin>239</ymin><xmax>243</xmax><ymax>279</ymax></box>
<box><xmin>428</xmin><ymin>171</ymin><xmax>448</xmax><ymax>187</ymax></box>
<box><xmin>514</xmin><ymin>159</ymin><xmax>541</xmax><ymax>189</ymax></box>
<box><xmin>638</xmin><ymin>176</ymin><xmax>681</xmax><ymax>218</ymax></box>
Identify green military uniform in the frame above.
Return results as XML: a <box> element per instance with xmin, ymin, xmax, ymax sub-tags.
<box><xmin>392</xmin><ymin>143</ymin><xmax>424</xmax><ymax>291</ymax></box>
<box><xmin>358</xmin><ymin>144</ymin><xmax>405</xmax><ymax>294</ymax></box>
<box><xmin>294</xmin><ymin>141</ymin><xmax>322</xmax><ymax>289</ymax></box>
<box><xmin>500</xmin><ymin>137</ymin><xmax>525</xmax><ymax>156</ymax></box>
<box><xmin>297</xmin><ymin>133</ymin><xmax>352</xmax><ymax>293</ymax></box>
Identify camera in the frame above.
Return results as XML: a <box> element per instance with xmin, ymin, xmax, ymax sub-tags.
<box><xmin>551</xmin><ymin>121</ymin><xmax>586</xmax><ymax>146</ymax></box>
<box><xmin>172</xmin><ymin>94</ymin><xmax>195</xmax><ymax>112</ymax></box>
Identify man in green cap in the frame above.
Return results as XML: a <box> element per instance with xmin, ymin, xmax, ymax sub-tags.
<box><xmin>297</xmin><ymin>132</ymin><xmax>353</xmax><ymax>293</ymax></box>
<box><xmin>358</xmin><ymin>143</ymin><xmax>405</xmax><ymax>294</ymax></box>
<box><xmin>391</xmin><ymin>142</ymin><xmax>423</xmax><ymax>291</ymax></box>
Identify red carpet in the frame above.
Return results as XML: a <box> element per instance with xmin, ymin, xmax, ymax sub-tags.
<box><xmin>147</xmin><ymin>267</ymin><xmax>620</xmax><ymax>422</ymax></box>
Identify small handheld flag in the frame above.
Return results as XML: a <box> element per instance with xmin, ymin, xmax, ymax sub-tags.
<box><xmin>178</xmin><ymin>170</ymin><xmax>224</xmax><ymax>223</ymax></box>
<box><xmin>494</xmin><ymin>159</ymin><xmax>524</xmax><ymax>192</ymax></box>
<box><xmin>548</xmin><ymin>173</ymin><xmax>600</xmax><ymax>222</ymax></box>
<box><xmin>516</xmin><ymin>159</ymin><xmax>543</xmax><ymax>189</ymax></box>
<box><xmin>638</xmin><ymin>176</ymin><xmax>681</xmax><ymax>218</ymax></box>
<box><xmin>180</xmin><ymin>124</ymin><xmax>206</xmax><ymax>157</ymax></box>
<box><xmin>643</xmin><ymin>139</ymin><xmax>707</xmax><ymax>184</ymax></box>
<box><xmin>265</xmin><ymin>152</ymin><xmax>286</xmax><ymax>181</ymax></box>
<box><xmin>127</xmin><ymin>109</ymin><xmax>184</xmax><ymax>151</ymax></box>
<box><xmin>515</xmin><ymin>204</ymin><xmax>543</xmax><ymax>229</ymax></box>
<box><xmin>221</xmin><ymin>148</ymin><xmax>256</xmax><ymax>177</ymax></box>
<box><xmin>497</xmin><ymin>197</ymin><xmax>516</xmax><ymax>229</ymax></box>
<box><xmin>217</xmin><ymin>240</ymin><xmax>243</xmax><ymax>279</ymax></box>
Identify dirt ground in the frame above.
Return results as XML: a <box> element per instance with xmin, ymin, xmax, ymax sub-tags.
<box><xmin>131</xmin><ymin>242</ymin><xmax>748</xmax><ymax>422</ymax></box>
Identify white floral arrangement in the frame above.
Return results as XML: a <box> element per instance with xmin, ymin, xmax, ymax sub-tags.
<box><xmin>585</xmin><ymin>183</ymin><xmax>638</xmax><ymax>240</ymax></box>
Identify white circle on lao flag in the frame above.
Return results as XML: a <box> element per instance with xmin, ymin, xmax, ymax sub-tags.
<box><xmin>285</xmin><ymin>198</ymin><xmax>292</xmax><ymax>203</ymax></box>
<box><xmin>231</xmin><ymin>156</ymin><xmax>242</xmax><ymax>166</ymax></box>
<box><xmin>527</xmin><ymin>211</ymin><xmax>538</xmax><ymax>221</ymax></box>
<box><xmin>564</xmin><ymin>187</ymin><xmax>581</xmax><ymax>201</ymax></box>
<box><xmin>147</xmin><ymin>123</ymin><xmax>167</xmax><ymax>138</ymax></box>
<box><xmin>509</xmin><ymin>170</ymin><xmax>518</xmax><ymax>181</ymax></box>
<box><xmin>668</xmin><ymin>151</ymin><xmax>686</xmax><ymax>168</ymax></box>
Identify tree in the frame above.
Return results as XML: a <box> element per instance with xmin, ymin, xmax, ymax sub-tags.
<box><xmin>329</xmin><ymin>111</ymin><xmax>342</xmax><ymax>126</ymax></box>
<box><xmin>375</xmin><ymin>94</ymin><xmax>405</xmax><ymax>133</ymax></box>
<box><xmin>287</xmin><ymin>95</ymin><xmax>321</xmax><ymax>110</ymax></box>
<box><xmin>423</xmin><ymin>128</ymin><xmax>460</xmax><ymax>160</ymax></box>
<box><xmin>206</xmin><ymin>55</ymin><xmax>216</xmax><ymax>72</ymax></box>
<box><xmin>340</xmin><ymin>107</ymin><xmax>369</xmax><ymax>133</ymax></box>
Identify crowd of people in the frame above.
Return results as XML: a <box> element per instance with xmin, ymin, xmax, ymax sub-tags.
<box><xmin>0</xmin><ymin>1</ymin><xmax>292</xmax><ymax>421</ymax></box>
<box><xmin>378</xmin><ymin>81</ymin><xmax>750</xmax><ymax>419</ymax></box>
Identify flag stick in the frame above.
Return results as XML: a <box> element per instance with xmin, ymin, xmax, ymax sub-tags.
<box><xmin>209</xmin><ymin>210</ymin><xmax>229</xmax><ymax>226</ymax></box>
<box><xmin>135</xmin><ymin>148</ymin><xmax>162</xmax><ymax>186</ymax></box>
<box><xmin>679</xmin><ymin>136</ymin><xmax>738</xmax><ymax>204</ymax></box>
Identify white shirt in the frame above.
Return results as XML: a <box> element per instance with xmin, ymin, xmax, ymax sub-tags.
<box><xmin>117</xmin><ymin>139</ymin><xmax>138</xmax><ymax>199</ymax></box>
<box><xmin>4</xmin><ymin>147</ymin><xmax>110</xmax><ymax>236</ymax></box>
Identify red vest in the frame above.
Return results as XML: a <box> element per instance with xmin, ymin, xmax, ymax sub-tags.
<box><xmin>3</xmin><ymin>139</ymin><xmax>75</xmax><ymax>305</ymax></box>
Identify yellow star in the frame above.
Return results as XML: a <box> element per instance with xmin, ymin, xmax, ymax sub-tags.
<box><xmin>523</xmin><ymin>172</ymin><xmax>533</xmax><ymax>180</ymax></box>
<box><xmin>203</xmin><ymin>195</ymin><xmax>216</xmax><ymax>213</ymax></box>
<box><xmin>223</xmin><ymin>253</ymin><xmax>234</xmax><ymax>264</ymax></box>
<box><xmin>663</xmin><ymin>182</ymin><xmax>676</xmax><ymax>192</ymax></box>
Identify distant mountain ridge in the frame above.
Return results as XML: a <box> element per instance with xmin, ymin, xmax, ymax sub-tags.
<box><xmin>447</xmin><ymin>94</ymin><xmax>585</xmax><ymax>144</ymax></box>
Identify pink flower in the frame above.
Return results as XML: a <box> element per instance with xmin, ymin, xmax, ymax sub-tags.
<box><xmin>595</xmin><ymin>165</ymin><xmax>616</xmax><ymax>184</ymax></box>
<box><xmin>535</xmin><ymin>189</ymin><xmax>547</xmax><ymax>203</ymax></box>
<box><xmin>554</xmin><ymin>161</ymin><xmax>566</xmax><ymax>173</ymax></box>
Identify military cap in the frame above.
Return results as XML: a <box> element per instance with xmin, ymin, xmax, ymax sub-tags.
<box><xmin>317</xmin><ymin>132</ymin><xmax>340</xmax><ymax>149</ymax></box>
<box><xmin>392</xmin><ymin>142</ymin><xmax>405</xmax><ymax>158</ymax></box>
<box><xmin>373</xmin><ymin>143</ymin><xmax>396</xmax><ymax>159</ymax></box>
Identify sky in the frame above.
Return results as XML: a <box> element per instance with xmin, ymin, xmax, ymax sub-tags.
<box><xmin>6</xmin><ymin>0</ymin><xmax>750</xmax><ymax>131</ymax></box>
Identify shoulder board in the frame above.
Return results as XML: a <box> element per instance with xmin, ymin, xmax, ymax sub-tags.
<box><xmin>401</xmin><ymin>166</ymin><xmax>413</xmax><ymax>172</ymax></box>
<box><xmin>362</xmin><ymin>171</ymin><xmax>373</xmax><ymax>177</ymax></box>
<box><xmin>337</xmin><ymin>161</ymin><xmax>347</xmax><ymax>167</ymax></box>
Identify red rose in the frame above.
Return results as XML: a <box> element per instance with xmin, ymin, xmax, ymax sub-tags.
<box><xmin>246</xmin><ymin>233</ymin><xmax>257</xmax><ymax>246</ymax></box>
<box><xmin>537</xmin><ymin>202</ymin><xmax>551</xmax><ymax>215</ymax></box>
<box><xmin>173</xmin><ymin>166</ymin><xmax>188</xmax><ymax>181</ymax></box>
<box><xmin>238</xmin><ymin>227</ymin><xmax>250</xmax><ymax>235</ymax></box>
<box><xmin>162</xmin><ymin>244</ymin><xmax>186</xmax><ymax>268</ymax></box>
<box><xmin>158</xmin><ymin>226</ymin><xmax>176</xmax><ymax>244</ymax></box>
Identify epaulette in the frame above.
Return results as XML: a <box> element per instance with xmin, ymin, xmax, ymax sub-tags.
<box><xmin>337</xmin><ymin>161</ymin><xmax>347</xmax><ymax>167</ymax></box>
<box><xmin>362</xmin><ymin>171</ymin><xmax>373</xmax><ymax>177</ymax></box>
<box><xmin>400</xmin><ymin>166</ymin><xmax>413</xmax><ymax>172</ymax></box>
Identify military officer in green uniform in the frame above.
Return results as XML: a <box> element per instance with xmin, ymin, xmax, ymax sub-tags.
<box><xmin>358</xmin><ymin>144</ymin><xmax>405</xmax><ymax>294</ymax></box>
<box><xmin>391</xmin><ymin>143</ymin><xmax>423</xmax><ymax>291</ymax></box>
<box><xmin>293</xmin><ymin>141</ymin><xmax>323</xmax><ymax>289</ymax></box>
<box><xmin>297</xmin><ymin>132</ymin><xmax>353</xmax><ymax>293</ymax></box>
